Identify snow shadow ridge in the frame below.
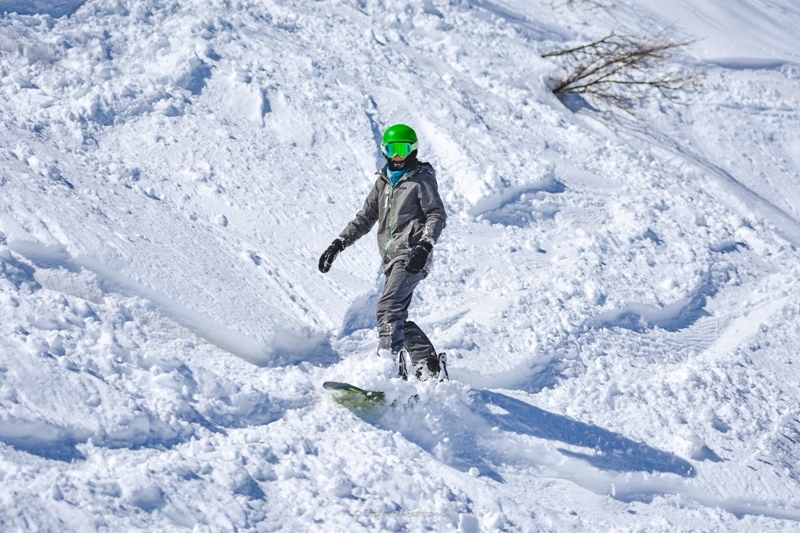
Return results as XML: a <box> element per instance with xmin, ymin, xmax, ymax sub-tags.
<box><xmin>556</xmin><ymin>92</ymin><xmax>599</xmax><ymax>114</ymax></box>
<box><xmin>0</xmin><ymin>430</ymin><xmax>86</xmax><ymax>462</ymax></box>
<box><xmin>469</xmin><ymin>178</ymin><xmax>567</xmax><ymax>227</ymax></box>
<box><xmin>0</xmin><ymin>0</ymin><xmax>87</xmax><ymax>18</ymax></box>
<box><xmin>0</xmin><ymin>389</ymin><xmax>294</xmax><ymax>463</ymax></box>
<box><xmin>593</xmin><ymin>268</ymin><xmax>723</xmax><ymax>333</ymax></box>
<box><xmin>479</xmin><ymin>181</ymin><xmax>565</xmax><ymax>228</ymax></box>
<box><xmin>9</xmin><ymin>241</ymin><xmax>334</xmax><ymax>368</ymax></box>
<box><xmin>0</xmin><ymin>242</ymin><xmax>39</xmax><ymax>288</ymax></box>
<box><xmin>0</xmin><ymin>388</ymin><xmax>291</xmax><ymax>462</ymax></box>
<box><xmin>477</xmin><ymin>390</ymin><xmax>695</xmax><ymax>477</ymax></box>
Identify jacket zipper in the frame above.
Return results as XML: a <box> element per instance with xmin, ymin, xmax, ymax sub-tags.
<box><xmin>383</xmin><ymin>169</ymin><xmax>417</xmax><ymax>261</ymax></box>
<box><xmin>384</xmin><ymin>184</ymin><xmax>396</xmax><ymax>260</ymax></box>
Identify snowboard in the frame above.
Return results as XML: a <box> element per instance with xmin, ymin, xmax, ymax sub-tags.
<box><xmin>322</xmin><ymin>381</ymin><xmax>386</xmax><ymax>406</ymax></box>
<box><xmin>322</xmin><ymin>381</ymin><xmax>425</xmax><ymax>410</ymax></box>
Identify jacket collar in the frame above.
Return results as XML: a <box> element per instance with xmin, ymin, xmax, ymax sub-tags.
<box><xmin>378</xmin><ymin>160</ymin><xmax>420</xmax><ymax>185</ymax></box>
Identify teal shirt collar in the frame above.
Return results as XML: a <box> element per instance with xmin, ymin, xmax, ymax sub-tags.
<box><xmin>386</xmin><ymin>167</ymin><xmax>405</xmax><ymax>187</ymax></box>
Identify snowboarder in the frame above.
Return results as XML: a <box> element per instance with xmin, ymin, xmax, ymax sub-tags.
<box><xmin>318</xmin><ymin>124</ymin><xmax>447</xmax><ymax>381</ymax></box>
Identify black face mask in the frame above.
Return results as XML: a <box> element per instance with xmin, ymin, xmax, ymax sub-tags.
<box><xmin>385</xmin><ymin>150</ymin><xmax>418</xmax><ymax>171</ymax></box>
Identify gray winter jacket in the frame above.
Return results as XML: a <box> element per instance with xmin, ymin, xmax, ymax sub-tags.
<box><xmin>339</xmin><ymin>161</ymin><xmax>447</xmax><ymax>273</ymax></box>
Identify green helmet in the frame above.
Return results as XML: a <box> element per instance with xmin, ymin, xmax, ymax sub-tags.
<box><xmin>382</xmin><ymin>124</ymin><xmax>418</xmax><ymax>144</ymax></box>
<box><xmin>381</xmin><ymin>124</ymin><xmax>419</xmax><ymax>159</ymax></box>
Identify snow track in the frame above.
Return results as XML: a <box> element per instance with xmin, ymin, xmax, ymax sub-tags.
<box><xmin>7</xmin><ymin>240</ymin><xmax>325</xmax><ymax>367</ymax></box>
<box><xmin>2</xmin><ymin>0</ymin><xmax>800</xmax><ymax>531</ymax></box>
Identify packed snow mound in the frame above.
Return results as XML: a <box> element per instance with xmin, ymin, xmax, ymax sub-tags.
<box><xmin>2</xmin><ymin>0</ymin><xmax>800</xmax><ymax>530</ymax></box>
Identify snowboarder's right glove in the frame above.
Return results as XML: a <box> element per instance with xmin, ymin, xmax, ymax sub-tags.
<box><xmin>318</xmin><ymin>238</ymin><xmax>345</xmax><ymax>273</ymax></box>
<box><xmin>405</xmin><ymin>240</ymin><xmax>433</xmax><ymax>274</ymax></box>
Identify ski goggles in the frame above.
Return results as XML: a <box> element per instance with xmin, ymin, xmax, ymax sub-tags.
<box><xmin>381</xmin><ymin>141</ymin><xmax>418</xmax><ymax>159</ymax></box>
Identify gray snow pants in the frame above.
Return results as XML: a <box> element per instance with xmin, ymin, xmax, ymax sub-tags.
<box><xmin>376</xmin><ymin>263</ymin><xmax>437</xmax><ymax>365</ymax></box>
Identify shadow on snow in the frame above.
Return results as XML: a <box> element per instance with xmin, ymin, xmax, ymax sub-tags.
<box><xmin>360</xmin><ymin>388</ymin><xmax>695</xmax><ymax>487</ymax></box>
<box><xmin>592</xmin><ymin>268</ymin><xmax>727</xmax><ymax>333</ymax></box>
<box><xmin>478</xmin><ymin>180</ymin><xmax>565</xmax><ymax>228</ymax></box>
<box><xmin>0</xmin><ymin>391</ymin><xmax>293</xmax><ymax>463</ymax></box>
<box><xmin>476</xmin><ymin>390</ymin><xmax>695</xmax><ymax>477</ymax></box>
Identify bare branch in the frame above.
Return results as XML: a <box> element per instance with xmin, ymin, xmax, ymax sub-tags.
<box><xmin>542</xmin><ymin>30</ymin><xmax>702</xmax><ymax>111</ymax></box>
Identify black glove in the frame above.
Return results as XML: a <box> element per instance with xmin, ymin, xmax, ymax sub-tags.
<box><xmin>405</xmin><ymin>240</ymin><xmax>433</xmax><ymax>274</ymax></box>
<box><xmin>318</xmin><ymin>239</ymin><xmax>345</xmax><ymax>273</ymax></box>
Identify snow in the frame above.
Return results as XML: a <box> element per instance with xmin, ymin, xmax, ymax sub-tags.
<box><xmin>1</xmin><ymin>0</ymin><xmax>800</xmax><ymax>531</ymax></box>
<box><xmin>632</xmin><ymin>0</ymin><xmax>800</xmax><ymax>62</ymax></box>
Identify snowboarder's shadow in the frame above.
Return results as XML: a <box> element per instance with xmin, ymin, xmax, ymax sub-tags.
<box><xmin>476</xmin><ymin>390</ymin><xmax>696</xmax><ymax>478</ymax></box>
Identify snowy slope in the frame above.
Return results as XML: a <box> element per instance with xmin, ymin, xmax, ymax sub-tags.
<box><xmin>2</xmin><ymin>0</ymin><xmax>800</xmax><ymax>531</ymax></box>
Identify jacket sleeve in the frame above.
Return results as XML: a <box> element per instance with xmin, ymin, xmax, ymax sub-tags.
<box><xmin>338</xmin><ymin>181</ymin><xmax>380</xmax><ymax>247</ymax></box>
<box><xmin>418</xmin><ymin>168</ymin><xmax>447</xmax><ymax>244</ymax></box>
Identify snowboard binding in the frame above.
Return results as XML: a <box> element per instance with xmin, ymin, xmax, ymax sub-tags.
<box><xmin>397</xmin><ymin>349</ymin><xmax>409</xmax><ymax>381</ymax></box>
<box><xmin>382</xmin><ymin>348</ymin><xmax>448</xmax><ymax>382</ymax></box>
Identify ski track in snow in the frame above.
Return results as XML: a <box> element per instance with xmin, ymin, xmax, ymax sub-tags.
<box><xmin>1</xmin><ymin>0</ymin><xmax>800</xmax><ymax>531</ymax></box>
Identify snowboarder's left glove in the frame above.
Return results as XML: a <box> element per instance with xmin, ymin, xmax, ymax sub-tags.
<box><xmin>405</xmin><ymin>240</ymin><xmax>433</xmax><ymax>274</ymax></box>
<box><xmin>319</xmin><ymin>238</ymin><xmax>345</xmax><ymax>273</ymax></box>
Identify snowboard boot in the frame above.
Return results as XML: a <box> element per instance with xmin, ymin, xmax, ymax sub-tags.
<box><xmin>414</xmin><ymin>352</ymin><xmax>449</xmax><ymax>382</ymax></box>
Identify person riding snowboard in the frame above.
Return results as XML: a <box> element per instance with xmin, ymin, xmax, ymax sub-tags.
<box><xmin>318</xmin><ymin>124</ymin><xmax>447</xmax><ymax>381</ymax></box>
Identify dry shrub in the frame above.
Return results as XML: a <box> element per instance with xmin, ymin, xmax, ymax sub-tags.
<box><xmin>543</xmin><ymin>30</ymin><xmax>700</xmax><ymax>110</ymax></box>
